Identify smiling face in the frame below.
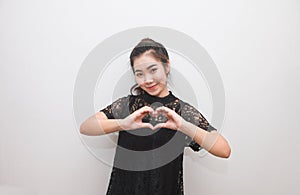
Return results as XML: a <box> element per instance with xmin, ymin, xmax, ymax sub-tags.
<box><xmin>133</xmin><ymin>51</ymin><xmax>170</xmax><ymax>98</ymax></box>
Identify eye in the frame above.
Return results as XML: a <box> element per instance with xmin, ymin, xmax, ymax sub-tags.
<box><xmin>135</xmin><ymin>72</ymin><xmax>143</xmax><ymax>77</ymax></box>
<box><xmin>150</xmin><ymin>68</ymin><xmax>157</xmax><ymax>73</ymax></box>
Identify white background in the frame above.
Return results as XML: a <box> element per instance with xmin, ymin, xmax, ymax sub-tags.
<box><xmin>1</xmin><ymin>0</ymin><xmax>300</xmax><ymax>194</ymax></box>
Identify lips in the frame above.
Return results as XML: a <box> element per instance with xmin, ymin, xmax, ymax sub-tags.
<box><xmin>147</xmin><ymin>84</ymin><xmax>158</xmax><ymax>90</ymax></box>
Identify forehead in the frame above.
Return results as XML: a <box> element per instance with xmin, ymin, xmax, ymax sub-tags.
<box><xmin>133</xmin><ymin>53</ymin><xmax>161</xmax><ymax>70</ymax></box>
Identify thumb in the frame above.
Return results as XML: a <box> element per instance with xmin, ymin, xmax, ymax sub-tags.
<box><xmin>140</xmin><ymin>123</ymin><xmax>154</xmax><ymax>130</ymax></box>
<box><xmin>153</xmin><ymin>123</ymin><xmax>166</xmax><ymax>130</ymax></box>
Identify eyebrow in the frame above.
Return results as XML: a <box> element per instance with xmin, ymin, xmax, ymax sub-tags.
<box><xmin>134</xmin><ymin>64</ymin><xmax>157</xmax><ymax>72</ymax></box>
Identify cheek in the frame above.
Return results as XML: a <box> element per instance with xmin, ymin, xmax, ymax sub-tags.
<box><xmin>154</xmin><ymin>72</ymin><xmax>167</xmax><ymax>82</ymax></box>
<box><xmin>134</xmin><ymin>76</ymin><xmax>143</xmax><ymax>86</ymax></box>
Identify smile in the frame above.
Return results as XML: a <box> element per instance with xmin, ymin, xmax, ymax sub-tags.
<box><xmin>147</xmin><ymin>84</ymin><xmax>158</xmax><ymax>90</ymax></box>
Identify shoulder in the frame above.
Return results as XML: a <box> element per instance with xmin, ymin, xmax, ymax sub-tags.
<box><xmin>176</xmin><ymin>99</ymin><xmax>206</xmax><ymax>123</ymax></box>
<box><xmin>111</xmin><ymin>94</ymin><xmax>135</xmax><ymax>104</ymax></box>
<box><xmin>163</xmin><ymin>93</ymin><xmax>200</xmax><ymax>115</ymax></box>
<box><xmin>100</xmin><ymin>94</ymin><xmax>135</xmax><ymax>119</ymax></box>
<box><xmin>175</xmin><ymin>98</ymin><xmax>200</xmax><ymax>114</ymax></box>
<box><xmin>180</xmin><ymin>101</ymin><xmax>199</xmax><ymax>113</ymax></box>
<box><xmin>177</xmin><ymin>99</ymin><xmax>216</xmax><ymax>131</ymax></box>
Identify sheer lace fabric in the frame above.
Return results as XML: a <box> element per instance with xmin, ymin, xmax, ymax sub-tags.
<box><xmin>101</xmin><ymin>91</ymin><xmax>216</xmax><ymax>195</ymax></box>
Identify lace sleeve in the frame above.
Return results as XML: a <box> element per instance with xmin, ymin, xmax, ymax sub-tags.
<box><xmin>180</xmin><ymin>102</ymin><xmax>217</xmax><ymax>152</ymax></box>
<box><xmin>99</xmin><ymin>96</ymin><xmax>131</xmax><ymax>119</ymax></box>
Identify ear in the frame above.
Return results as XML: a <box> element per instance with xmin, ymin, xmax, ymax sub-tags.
<box><xmin>165</xmin><ymin>61</ymin><xmax>170</xmax><ymax>75</ymax></box>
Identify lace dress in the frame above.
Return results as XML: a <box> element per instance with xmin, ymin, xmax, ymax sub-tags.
<box><xmin>100</xmin><ymin>91</ymin><xmax>216</xmax><ymax>195</ymax></box>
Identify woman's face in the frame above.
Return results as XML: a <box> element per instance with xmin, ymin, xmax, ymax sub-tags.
<box><xmin>133</xmin><ymin>52</ymin><xmax>170</xmax><ymax>98</ymax></box>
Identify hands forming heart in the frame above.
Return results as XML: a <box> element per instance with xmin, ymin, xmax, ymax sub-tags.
<box><xmin>120</xmin><ymin>106</ymin><xmax>183</xmax><ymax>131</ymax></box>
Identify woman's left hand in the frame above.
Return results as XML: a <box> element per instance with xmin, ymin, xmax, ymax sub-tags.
<box><xmin>153</xmin><ymin>106</ymin><xmax>183</xmax><ymax>131</ymax></box>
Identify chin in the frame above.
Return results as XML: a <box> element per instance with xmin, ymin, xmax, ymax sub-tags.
<box><xmin>147</xmin><ymin>90</ymin><xmax>157</xmax><ymax>95</ymax></box>
<box><xmin>146</xmin><ymin>89</ymin><xmax>159</xmax><ymax>96</ymax></box>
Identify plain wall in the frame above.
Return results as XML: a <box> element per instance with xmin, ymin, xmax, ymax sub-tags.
<box><xmin>0</xmin><ymin>0</ymin><xmax>299</xmax><ymax>194</ymax></box>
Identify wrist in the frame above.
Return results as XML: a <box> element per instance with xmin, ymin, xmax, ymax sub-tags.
<box><xmin>118</xmin><ymin>119</ymin><xmax>127</xmax><ymax>131</ymax></box>
<box><xmin>179</xmin><ymin>119</ymin><xmax>198</xmax><ymax>139</ymax></box>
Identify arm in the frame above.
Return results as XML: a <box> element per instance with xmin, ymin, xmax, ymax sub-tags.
<box><xmin>154</xmin><ymin>106</ymin><xmax>231</xmax><ymax>158</ymax></box>
<box><xmin>80</xmin><ymin>106</ymin><xmax>155</xmax><ymax>136</ymax></box>
<box><xmin>180</xmin><ymin>120</ymin><xmax>231</xmax><ymax>158</ymax></box>
<box><xmin>80</xmin><ymin>112</ymin><xmax>124</xmax><ymax>136</ymax></box>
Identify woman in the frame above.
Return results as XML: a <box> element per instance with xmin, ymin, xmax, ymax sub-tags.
<box><xmin>80</xmin><ymin>38</ymin><xmax>231</xmax><ymax>195</ymax></box>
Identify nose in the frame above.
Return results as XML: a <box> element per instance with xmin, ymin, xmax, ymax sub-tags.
<box><xmin>144</xmin><ymin>73</ymin><xmax>153</xmax><ymax>83</ymax></box>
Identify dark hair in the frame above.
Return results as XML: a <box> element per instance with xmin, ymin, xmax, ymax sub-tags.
<box><xmin>129</xmin><ymin>38</ymin><xmax>169</xmax><ymax>95</ymax></box>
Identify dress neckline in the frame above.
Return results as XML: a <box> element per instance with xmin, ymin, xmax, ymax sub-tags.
<box><xmin>140</xmin><ymin>90</ymin><xmax>176</xmax><ymax>104</ymax></box>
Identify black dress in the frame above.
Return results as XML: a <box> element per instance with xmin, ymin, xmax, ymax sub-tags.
<box><xmin>100</xmin><ymin>91</ymin><xmax>216</xmax><ymax>195</ymax></box>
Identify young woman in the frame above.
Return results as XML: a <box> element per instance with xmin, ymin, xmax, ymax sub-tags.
<box><xmin>80</xmin><ymin>38</ymin><xmax>231</xmax><ymax>195</ymax></box>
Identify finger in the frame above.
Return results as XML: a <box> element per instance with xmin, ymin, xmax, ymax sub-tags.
<box><xmin>155</xmin><ymin>106</ymin><xmax>170</xmax><ymax>113</ymax></box>
<box><xmin>156</xmin><ymin>106</ymin><xmax>176</xmax><ymax>119</ymax></box>
<box><xmin>165</xmin><ymin>111</ymin><xmax>176</xmax><ymax>119</ymax></box>
<box><xmin>153</xmin><ymin>123</ymin><xmax>166</xmax><ymax>130</ymax></box>
<box><xmin>151</xmin><ymin>110</ymin><xmax>158</xmax><ymax>117</ymax></box>
<box><xmin>139</xmin><ymin>106</ymin><xmax>154</xmax><ymax>115</ymax></box>
<box><xmin>140</xmin><ymin>123</ymin><xmax>154</xmax><ymax>130</ymax></box>
<box><xmin>156</xmin><ymin>106</ymin><xmax>174</xmax><ymax>116</ymax></box>
<box><xmin>139</xmin><ymin>110</ymin><xmax>152</xmax><ymax>119</ymax></box>
<box><xmin>143</xmin><ymin>106</ymin><xmax>155</xmax><ymax>112</ymax></box>
<box><xmin>132</xmin><ymin>107</ymin><xmax>152</xmax><ymax>120</ymax></box>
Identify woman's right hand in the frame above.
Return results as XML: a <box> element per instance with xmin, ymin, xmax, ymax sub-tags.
<box><xmin>120</xmin><ymin>106</ymin><xmax>154</xmax><ymax>130</ymax></box>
